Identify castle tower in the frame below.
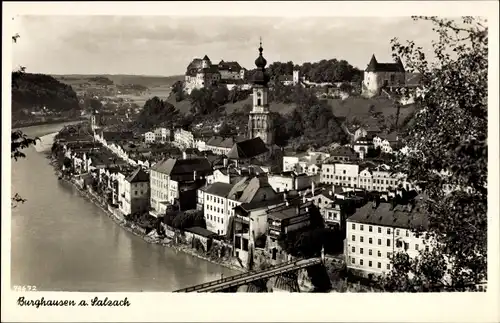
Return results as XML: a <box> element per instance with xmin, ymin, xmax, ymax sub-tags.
<box><xmin>293</xmin><ymin>69</ymin><xmax>300</xmax><ymax>86</ymax></box>
<box><xmin>202</xmin><ymin>55</ymin><xmax>211</xmax><ymax>69</ymax></box>
<box><xmin>247</xmin><ymin>39</ymin><xmax>274</xmax><ymax>145</ymax></box>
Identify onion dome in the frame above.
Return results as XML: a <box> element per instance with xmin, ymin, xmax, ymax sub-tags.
<box><xmin>252</xmin><ymin>39</ymin><xmax>270</xmax><ymax>86</ymax></box>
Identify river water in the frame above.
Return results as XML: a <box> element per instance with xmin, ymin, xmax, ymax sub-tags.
<box><xmin>10</xmin><ymin>123</ymin><xmax>237</xmax><ymax>292</ymax></box>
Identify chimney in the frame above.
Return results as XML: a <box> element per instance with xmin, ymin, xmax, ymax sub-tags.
<box><xmin>372</xmin><ymin>197</ymin><xmax>380</xmax><ymax>209</ymax></box>
<box><xmin>223</xmin><ymin>158</ymin><xmax>228</xmax><ymax>167</ymax></box>
<box><xmin>283</xmin><ymin>192</ymin><xmax>287</xmax><ymax>201</ymax></box>
<box><xmin>311</xmin><ymin>181</ymin><xmax>315</xmax><ymax>197</ymax></box>
<box><xmin>182</xmin><ymin>151</ymin><xmax>187</xmax><ymax>160</ymax></box>
<box><xmin>193</xmin><ymin>170</ymin><xmax>197</xmax><ymax>181</ymax></box>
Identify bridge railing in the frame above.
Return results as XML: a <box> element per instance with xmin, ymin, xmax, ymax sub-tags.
<box><xmin>173</xmin><ymin>257</ymin><xmax>322</xmax><ymax>293</ymax></box>
<box><xmin>203</xmin><ymin>258</ymin><xmax>322</xmax><ymax>292</ymax></box>
<box><xmin>173</xmin><ymin>259</ymin><xmax>298</xmax><ymax>293</ymax></box>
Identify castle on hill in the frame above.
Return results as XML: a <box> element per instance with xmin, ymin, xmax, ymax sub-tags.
<box><xmin>361</xmin><ymin>54</ymin><xmax>421</xmax><ymax>98</ymax></box>
<box><xmin>183</xmin><ymin>55</ymin><xmax>247</xmax><ymax>94</ymax></box>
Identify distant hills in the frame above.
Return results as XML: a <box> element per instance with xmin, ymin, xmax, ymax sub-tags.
<box><xmin>52</xmin><ymin>74</ymin><xmax>184</xmax><ymax>88</ymax></box>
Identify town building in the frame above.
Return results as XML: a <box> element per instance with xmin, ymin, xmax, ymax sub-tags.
<box><xmin>282</xmin><ymin>151</ymin><xmax>330</xmax><ymax>175</ymax></box>
<box><xmin>173</xmin><ymin>128</ymin><xmax>195</xmax><ymax>149</ymax></box>
<box><xmin>154</xmin><ymin>127</ymin><xmax>169</xmax><ymax>143</ymax></box>
<box><xmin>354</xmin><ymin>125</ymin><xmax>382</xmax><ymax>142</ymax></box>
<box><xmin>144</xmin><ymin>131</ymin><xmax>155</xmax><ymax>144</ymax></box>
<box><xmin>204</xmin><ymin>136</ymin><xmax>244</xmax><ymax>156</ymax></box>
<box><xmin>247</xmin><ymin>40</ymin><xmax>274</xmax><ymax>146</ymax></box>
<box><xmin>373</xmin><ymin>132</ymin><xmax>401</xmax><ymax>154</ymax></box>
<box><xmin>345</xmin><ymin>196</ymin><xmax>429</xmax><ymax>277</ymax></box>
<box><xmin>353</xmin><ymin>137</ymin><xmax>374</xmax><ymax>159</ymax></box>
<box><xmin>226</xmin><ymin>137</ymin><xmax>269</xmax><ymax>167</ymax></box>
<box><xmin>267</xmin><ymin>171</ymin><xmax>316</xmax><ymax>193</ymax></box>
<box><xmin>202</xmin><ymin>175</ymin><xmax>279</xmax><ymax>236</ymax></box>
<box><xmin>119</xmin><ymin>167</ymin><xmax>150</xmax><ymax>216</ymax></box>
<box><xmin>149</xmin><ymin>157</ymin><xmax>213</xmax><ymax>217</ymax></box>
<box><xmin>362</xmin><ymin>54</ymin><xmax>406</xmax><ymax>98</ymax></box>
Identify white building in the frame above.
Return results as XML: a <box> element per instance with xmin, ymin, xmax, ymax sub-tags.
<box><xmin>345</xmin><ymin>198</ymin><xmax>430</xmax><ymax>277</ymax></box>
<box><xmin>201</xmin><ymin>176</ymin><xmax>279</xmax><ymax>235</ymax></box>
<box><xmin>267</xmin><ymin>171</ymin><xmax>316</xmax><ymax>193</ymax></box>
<box><xmin>282</xmin><ymin>151</ymin><xmax>330</xmax><ymax>175</ymax></box>
<box><xmin>333</xmin><ymin>163</ymin><xmax>360</xmax><ymax>188</ymax></box>
<box><xmin>154</xmin><ymin>127</ymin><xmax>169</xmax><ymax>143</ymax></box>
<box><xmin>149</xmin><ymin>158</ymin><xmax>213</xmax><ymax>217</ymax></box>
<box><xmin>119</xmin><ymin>167</ymin><xmax>150</xmax><ymax>216</ymax></box>
<box><xmin>174</xmin><ymin>129</ymin><xmax>195</xmax><ymax>149</ymax></box>
<box><xmin>144</xmin><ymin>131</ymin><xmax>155</xmax><ymax>143</ymax></box>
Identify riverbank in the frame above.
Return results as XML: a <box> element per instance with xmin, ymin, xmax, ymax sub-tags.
<box><xmin>12</xmin><ymin>117</ymin><xmax>87</xmax><ymax>130</ymax></box>
<box><xmin>53</xmin><ymin>163</ymin><xmax>246</xmax><ymax>275</ymax></box>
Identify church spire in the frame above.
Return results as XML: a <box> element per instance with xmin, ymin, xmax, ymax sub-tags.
<box><xmin>366</xmin><ymin>54</ymin><xmax>378</xmax><ymax>72</ymax></box>
<box><xmin>252</xmin><ymin>37</ymin><xmax>270</xmax><ymax>86</ymax></box>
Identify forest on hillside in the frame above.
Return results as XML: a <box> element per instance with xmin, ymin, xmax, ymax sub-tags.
<box><xmin>12</xmin><ymin>72</ymin><xmax>80</xmax><ymax>117</ymax></box>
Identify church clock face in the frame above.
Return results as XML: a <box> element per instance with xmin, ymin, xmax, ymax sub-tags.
<box><xmin>256</xmin><ymin>92</ymin><xmax>262</xmax><ymax>98</ymax></box>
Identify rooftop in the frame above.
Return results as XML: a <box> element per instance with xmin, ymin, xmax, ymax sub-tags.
<box><xmin>227</xmin><ymin>137</ymin><xmax>269</xmax><ymax>160</ymax></box>
<box><xmin>347</xmin><ymin>198</ymin><xmax>428</xmax><ymax>230</ymax></box>
<box><xmin>204</xmin><ymin>182</ymin><xmax>235</xmax><ymax>198</ymax></box>
<box><xmin>126</xmin><ymin>167</ymin><xmax>150</xmax><ymax>183</ymax></box>
<box><xmin>151</xmin><ymin>158</ymin><xmax>213</xmax><ymax>175</ymax></box>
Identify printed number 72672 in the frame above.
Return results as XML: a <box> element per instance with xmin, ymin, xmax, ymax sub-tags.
<box><xmin>13</xmin><ymin>285</ymin><xmax>37</xmax><ymax>292</ymax></box>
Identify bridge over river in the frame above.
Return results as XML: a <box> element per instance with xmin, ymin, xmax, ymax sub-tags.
<box><xmin>173</xmin><ymin>257</ymin><xmax>323</xmax><ymax>293</ymax></box>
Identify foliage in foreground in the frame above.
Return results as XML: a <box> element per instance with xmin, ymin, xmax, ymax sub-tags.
<box><xmin>380</xmin><ymin>16</ymin><xmax>488</xmax><ymax>291</ymax></box>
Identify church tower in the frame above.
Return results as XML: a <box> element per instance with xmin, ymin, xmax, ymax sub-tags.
<box><xmin>248</xmin><ymin>39</ymin><xmax>273</xmax><ymax>145</ymax></box>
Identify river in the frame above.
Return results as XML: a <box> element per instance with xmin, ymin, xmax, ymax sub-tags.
<box><xmin>10</xmin><ymin>122</ymin><xmax>237</xmax><ymax>292</ymax></box>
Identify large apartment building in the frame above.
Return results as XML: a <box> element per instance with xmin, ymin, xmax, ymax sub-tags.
<box><xmin>345</xmin><ymin>196</ymin><xmax>429</xmax><ymax>277</ymax></box>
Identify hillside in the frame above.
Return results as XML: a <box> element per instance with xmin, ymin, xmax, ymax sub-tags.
<box><xmin>12</xmin><ymin>73</ymin><xmax>80</xmax><ymax>116</ymax></box>
<box><xmin>52</xmin><ymin>74</ymin><xmax>184</xmax><ymax>88</ymax></box>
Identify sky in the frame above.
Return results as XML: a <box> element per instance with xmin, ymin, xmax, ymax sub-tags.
<box><xmin>11</xmin><ymin>16</ymin><xmax>440</xmax><ymax>76</ymax></box>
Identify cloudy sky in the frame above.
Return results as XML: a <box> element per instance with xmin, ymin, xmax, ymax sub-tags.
<box><xmin>12</xmin><ymin>15</ymin><xmax>439</xmax><ymax>76</ymax></box>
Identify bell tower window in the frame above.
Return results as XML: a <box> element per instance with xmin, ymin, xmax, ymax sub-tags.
<box><xmin>257</xmin><ymin>98</ymin><xmax>261</xmax><ymax>106</ymax></box>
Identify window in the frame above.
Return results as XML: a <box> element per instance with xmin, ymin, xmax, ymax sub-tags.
<box><xmin>369</xmin><ymin>261</ymin><xmax>372</xmax><ymax>267</ymax></box>
<box><xmin>396</xmin><ymin>240</ymin><xmax>403</xmax><ymax>248</ymax></box>
<box><xmin>352</xmin><ymin>235</ymin><xmax>355</xmax><ymax>242</ymax></box>
<box><xmin>415</xmin><ymin>244</ymin><xmax>419</xmax><ymax>250</ymax></box>
<box><xmin>378</xmin><ymin>262</ymin><xmax>381</xmax><ymax>269</ymax></box>
<box><xmin>387</xmin><ymin>252</ymin><xmax>391</xmax><ymax>259</ymax></box>
<box><xmin>352</xmin><ymin>246</ymin><xmax>355</xmax><ymax>253</ymax></box>
<box><xmin>378</xmin><ymin>250</ymin><xmax>381</xmax><ymax>257</ymax></box>
<box><xmin>406</xmin><ymin>230</ymin><xmax>409</xmax><ymax>237</ymax></box>
<box><xmin>369</xmin><ymin>249</ymin><xmax>372</xmax><ymax>256</ymax></box>
<box><xmin>425</xmin><ymin>246</ymin><xmax>429</xmax><ymax>252</ymax></box>
<box><xmin>387</xmin><ymin>264</ymin><xmax>390</xmax><ymax>270</ymax></box>
<box><xmin>378</xmin><ymin>239</ymin><xmax>381</xmax><ymax>245</ymax></box>
<box><xmin>369</xmin><ymin>226</ymin><xmax>373</xmax><ymax>232</ymax></box>
<box><xmin>360</xmin><ymin>236</ymin><xmax>364</xmax><ymax>243</ymax></box>
<box><xmin>343</xmin><ymin>170</ymin><xmax>346</xmax><ymax>174</ymax></box>
<box><xmin>360</xmin><ymin>248</ymin><xmax>364</xmax><ymax>254</ymax></box>
<box><xmin>387</xmin><ymin>228</ymin><xmax>391</xmax><ymax>234</ymax></box>
<box><xmin>387</xmin><ymin>239</ymin><xmax>391</xmax><ymax>247</ymax></box>
<box><xmin>378</xmin><ymin>227</ymin><xmax>382</xmax><ymax>233</ymax></box>
<box><xmin>360</xmin><ymin>225</ymin><xmax>364</xmax><ymax>231</ymax></box>
<box><xmin>134</xmin><ymin>191</ymin><xmax>138</xmax><ymax>195</ymax></box>
<box><xmin>351</xmin><ymin>257</ymin><xmax>355</xmax><ymax>264</ymax></box>
<box><xmin>396</xmin><ymin>229</ymin><xmax>400</xmax><ymax>236</ymax></box>
<box><xmin>360</xmin><ymin>259</ymin><xmax>364</xmax><ymax>266</ymax></box>
<box><xmin>369</xmin><ymin>238</ymin><xmax>373</xmax><ymax>244</ymax></box>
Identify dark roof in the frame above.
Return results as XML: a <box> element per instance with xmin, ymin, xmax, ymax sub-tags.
<box><xmin>236</xmin><ymin>198</ymin><xmax>286</xmax><ymax>213</ymax></box>
<box><xmin>202</xmin><ymin>55</ymin><xmax>210</xmax><ymax>61</ymax></box>
<box><xmin>227</xmin><ymin>137</ymin><xmax>269</xmax><ymax>160</ymax></box>
<box><xmin>329</xmin><ymin>146</ymin><xmax>357</xmax><ymax>158</ymax></box>
<box><xmin>102</xmin><ymin>131</ymin><xmax>134</xmax><ymax>142</ymax></box>
<box><xmin>267</xmin><ymin>201</ymin><xmax>313</xmax><ymax>221</ymax></box>
<box><xmin>206</xmin><ymin>136</ymin><xmax>240</xmax><ymax>149</ymax></box>
<box><xmin>365</xmin><ymin>54</ymin><xmax>405</xmax><ymax>73</ymax></box>
<box><xmin>185</xmin><ymin>226</ymin><xmax>218</xmax><ymax>238</ymax></box>
<box><xmin>347</xmin><ymin>200</ymin><xmax>428</xmax><ymax>230</ymax></box>
<box><xmin>126</xmin><ymin>167</ymin><xmax>149</xmax><ymax>183</ymax></box>
<box><xmin>151</xmin><ymin>158</ymin><xmax>213</xmax><ymax>175</ymax></box>
<box><xmin>218</xmin><ymin>61</ymin><xmax>242</xmax><ymax>71</ymax></box>
<box><xmin>204</xmin><ymin>182</ymin><xmax>235</xmax><ymax>198</ymax></box>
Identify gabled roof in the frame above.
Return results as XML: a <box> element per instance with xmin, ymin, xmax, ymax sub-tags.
<box><xmin>204</xmin><ymin>182</ymin><xmax>235</xmax><ymax>198</ymax></box>
<box><xmin>347</xmin><ymin>199</ymin><xmax>428</xmax><ymax>230</ymax></box>
<box><xmin>227</xmin><ymin>137</ymin><xmax>269</xmax><ymax>160</ymax></box>
<box><xmin>126</xmin><ymin>167</ymin><xmax>149</xmax><ymax>183</ymax></box>
<box><xmin>330</xmin><ymin>146</ymin><xmax>357</xmax><ymax>158</ymax></box>
<box><xmin>202</xmin><ymin>55</ymin><xmax>210</xmax><ymax>61</ymax></box>
<box><xmin>151</xmin><ymin>158</ymin><xmax>212</xmax><ymax>175</ymax></box>
<box><xmin>365</xmin><ymin>54</ymin><xmax>405</xmax><ymax>73</ymax></box>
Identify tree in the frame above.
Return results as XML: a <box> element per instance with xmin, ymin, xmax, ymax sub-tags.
<box><xmin>381</xmin><ymin>17</ymin><xmax>488</xmax><ymax>291</ymax></box>
<box><xmin>11</xmin><ymin>34</ymin><xmax>40</xmax><ymax>208</ymax></box>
